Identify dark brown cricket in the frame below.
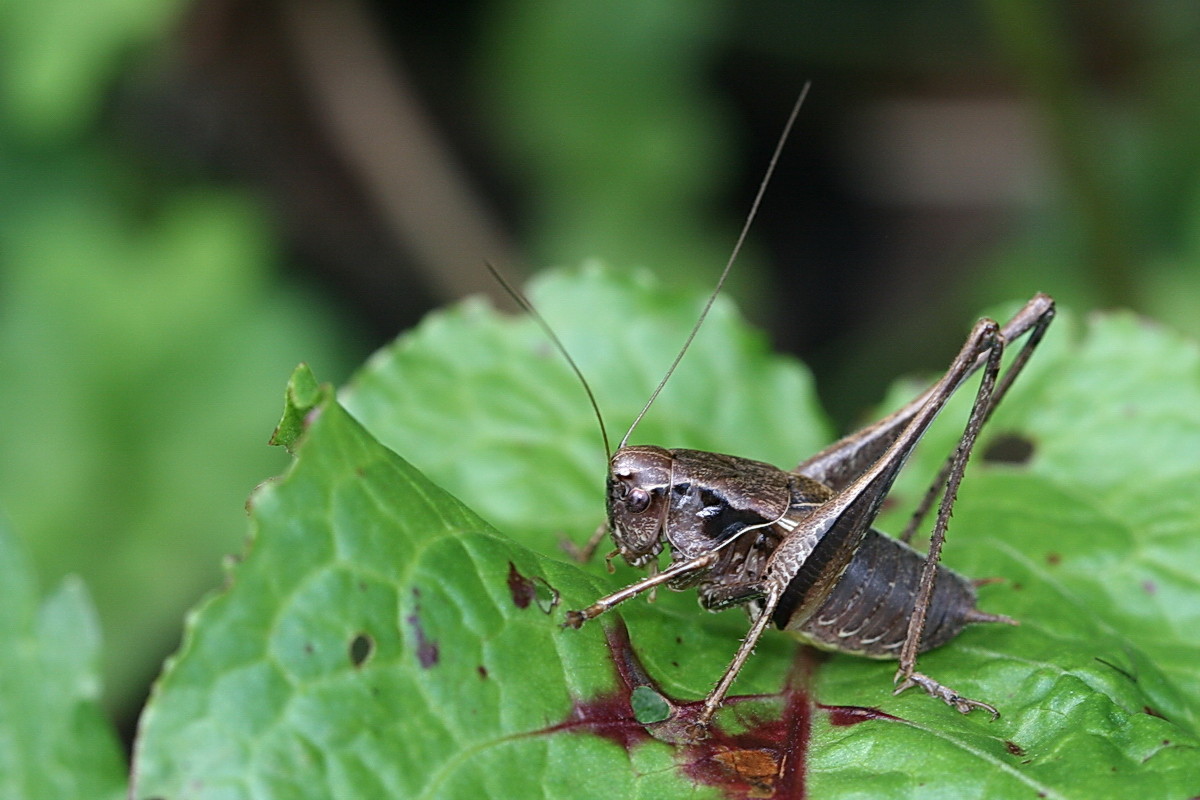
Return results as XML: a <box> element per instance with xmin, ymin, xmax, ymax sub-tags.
<box><xmin>565</xmin><ymin>294</ymin><xmax>1055</xmax><ymax>736</ymax></box>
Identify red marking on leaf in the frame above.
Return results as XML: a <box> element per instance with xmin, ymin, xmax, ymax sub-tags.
<box><xmin>539</xmin><ymin>626</ymin><xmax>905</xmax><ymax>799</ymax></box>
<box><xmin>533</xmin><ymin>622</ymin><xmax>653</xmax><ymax>751</ymax></box>
<box><xmin>821</xmin><ymin>704</ymin><xmax>901</xmax><ymax>727</ymax></box>
<box><xmin>405</xmin><ymin>590</ymin><xmax>438</xmax><ymax>668</ymax></box>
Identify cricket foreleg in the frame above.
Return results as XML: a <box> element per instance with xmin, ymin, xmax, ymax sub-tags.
<box><xmin>691</xmin><ymin>588</ymin><xmax>780</xmax><ymax>735</ymax></box>
<box><xmin>562</xmin><ymin>551</ymin><xmax>717</xmax><ymax>628</ymax></box>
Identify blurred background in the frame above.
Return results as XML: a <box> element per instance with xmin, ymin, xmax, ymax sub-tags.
<box><xmin>2</xmin><ymin>0</ymin><xmax>1199</xmax><ymax>747</ymax></box>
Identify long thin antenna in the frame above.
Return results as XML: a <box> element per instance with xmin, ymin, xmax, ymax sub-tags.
<box><xmin>618</xmin><ymin>81</ymin><xmax>812</xmax><ymax>449</ymax></box>
<box><xmin>485</xmin><ymin>262</ymin><xmax>613</xmax><ymax>459</ymax></box>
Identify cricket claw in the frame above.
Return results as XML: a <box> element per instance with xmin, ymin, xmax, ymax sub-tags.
<box><xmin>893</xmin><ymin>670</ymin><xmax>1000</xmax><ymax>720</ymax></box>
<box><xmin>562</xmin><ymin>609</ymin><xmax>588</xmax><ymax>629</ymax></box>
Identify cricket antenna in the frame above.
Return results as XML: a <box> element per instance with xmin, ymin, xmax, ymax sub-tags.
<box><xmin>486</xmin><ymin>262</ymin><xmax>613</xmax><ymax>460</ymax></box>
<box><xmin>618</xmin><ymin>81</ymin><xmax>812</xmax><ymax>450</ymax></box>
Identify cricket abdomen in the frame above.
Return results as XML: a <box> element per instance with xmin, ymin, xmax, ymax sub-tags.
<box><xmin>785</xmin><ymin>530</ymin><xmax>983</xmax><ymax>659</ymax></box>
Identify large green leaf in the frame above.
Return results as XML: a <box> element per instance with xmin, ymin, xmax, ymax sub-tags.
<box><xmin>132</xmin><ymin>267</ymin><xmax>1200</xmax><ymax>798</ymax></box>
<box><xmin>0</xmin><ymin>519</ymin><xmax>125</xmax><ymax>800</ymax></box>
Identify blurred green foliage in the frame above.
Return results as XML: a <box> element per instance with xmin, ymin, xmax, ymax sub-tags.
<box><xmin>0</xmin><ymin>0</ymin><xmax>354</xmax><ymax>717</ymax></box>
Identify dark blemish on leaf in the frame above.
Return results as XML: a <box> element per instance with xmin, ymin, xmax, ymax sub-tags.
<box><xmin>405</xmin><ymin>595</ymin><xmax>438</xmax><ymax>668</ymax></box>
<box><xmin>1005</xmin><ymin>740</ymin><xmax>1026</xmax><ymax>757</ymax></box>
<box><xmin>1012</xmin><ymin>582</ymin><xmax>1024</xmax><ymax>591</ymax></box>
<box><xmin>304</xmin><ymin>642</ymin><xmax>314</xmax><ymax>655</ymax></box>
<box><xmin>477</xmin><ymin>665</ymin><xmax>488</xmax><ymax>679</ymax></box>
<box><xmin>1163</xmin><ymin>739</ymin><xmax>1171</xmax><ymax>746</ymax></box>
<box><xmin>506</xmin><ymin>562</ymin><xmax>560</xmax><ymax>613</ymax></box>
<box><xmin>355</xmin><ymin>466</ymin><xmax>365</xmax><ymax>477</ymax></box>
<box><xmin>982</xmin><ymin>432</ymin><xmax>1036</xmax><ymax>465</ymax></box>
<box><xmin>675</xmin><ymin>636</ymin><xmax>683</xmax><ymax>645</ymax></box>
<box><xmin>1142</xmin><ymin>580</ymin><xmax>1157</xmax><ymax>595</ymax></box>
<box><xmin>507</xmin><ymin>562</ymin><xmax>536</xmax><ymax>609</ymax></box>
<box><xmin>1143</xmin><ymin>706</ymin><xmax>1167</xmax><ymax>720</ymax></box>
<box><xmin>672</xmin><ymin>661</ymin><xmax>679</xmax><ymax>668</ymax></box>
<box><xmin>412</xmin><ymin>587</ymin><xmax>420</xmax><ymax>598</ymax></box>
<box><xmin>1046</xmin><ymin>552</ymin><xmax>1061</xmax><ymax>566</ymax></box>
<box><xmin>349</xmin><ymin>633</ymin><xmax>374</xmax><ymax>668</ymax></box>
<box><xmin>822</xmin><ymin>704</ymin><xmax>901</xmax><ymax>727</ymax></box>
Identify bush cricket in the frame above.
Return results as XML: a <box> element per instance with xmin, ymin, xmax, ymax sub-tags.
<box><xmin>499</xmin><ymin>85</ymin><xmax>1055</xmax><ymax>739</ymax></box>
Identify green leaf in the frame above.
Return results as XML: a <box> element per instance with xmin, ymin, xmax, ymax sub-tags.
<box><xmin>133</xmin><ymin>266</ymin><xmax>1200</xmax><ymax>798</ymax></box>
<box><xmin>0</xmin><ymin>519</ymin><xmax>126</xmax><ymax>800</ymax></box>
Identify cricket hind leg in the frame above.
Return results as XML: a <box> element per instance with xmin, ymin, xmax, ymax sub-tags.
<box><xmin>892</xmin><ymin>315</ymin><xmax>1008</xmax><ymax>718</ymax></box>
<box><xmin>797</xmin><ymin>294</ymin><xmax>1054</xmax><ymax>496</ymax></box>
<box><xmin>899</xmin><ymin>296</ymin><xmax>1056</xmax><ymax>544</ymax></box>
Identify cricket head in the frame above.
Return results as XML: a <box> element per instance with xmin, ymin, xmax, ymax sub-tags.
<box><xmin>606</xmin><ymin>445</ymin><xmax>675</xmax><ymax>568</ymax></box>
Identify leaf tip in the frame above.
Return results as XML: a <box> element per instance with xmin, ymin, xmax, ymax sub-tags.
<box><xmin>268</xmin><ymin>363</ymin><xmax>331</xmax><ymax>453</ymax></box>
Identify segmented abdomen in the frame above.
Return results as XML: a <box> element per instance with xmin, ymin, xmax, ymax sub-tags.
<box><xmin>786</xmin><ymin>530</ymin><xmax>978</xmax><ymax>659</ymax></box>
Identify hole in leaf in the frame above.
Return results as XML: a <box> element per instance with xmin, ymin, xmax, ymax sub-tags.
<box><xmin>349</xmin><ymin>632</ymin><xmax>374</xmax><ymax>668</ymax></box>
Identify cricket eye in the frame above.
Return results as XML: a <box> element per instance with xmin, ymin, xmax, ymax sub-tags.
<box><xmin>625</xmin><ymin>488</ymin><xmax>651</xmax><ymax>514</ymax></box>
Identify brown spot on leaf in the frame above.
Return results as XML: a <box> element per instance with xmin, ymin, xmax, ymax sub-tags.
<box><xmin>982</xmin><ymin>433</ymin><xmax>1036</xmax><ymax>465</ymax></box>
<box><xmin>477</xmin><ymin>665</ymin><xmax>488</xmax><ymax>679</ymax></box>
<box><xmin>506</xmin><ymin>561</ymin><xmax>536</xmax><ymax>609</ymax></box>
<box><xmin>710</xmin><ymin>749</ymin><xmax>779</xmax><ymax>797</ymax></box>
<box><xmin>1005</xmin><ymin>740</ymin><xmax>1026</xmax><ymax>757</ymax></box>
<box><xmin>506</xmin><ymin>562</ymin><xmax>559</xmax><ymax>613</ymax></box>
<box><xmin>1046</xmin><ymin>552</ymin><xmax>1062</xmax><ymax>566</ymax></box>
<box><xmin>1143</xmin><ymin>705</ymin><xmax>1167</xmax><ymax>719</ymax></box>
